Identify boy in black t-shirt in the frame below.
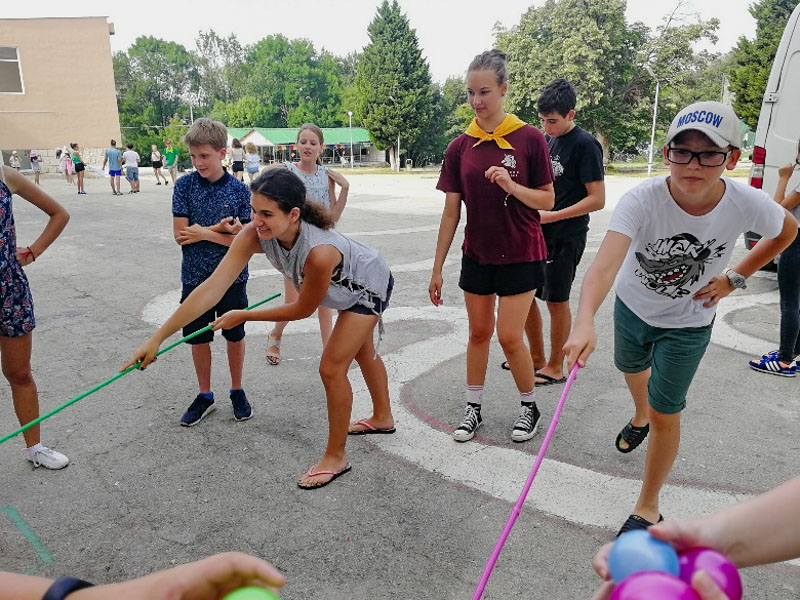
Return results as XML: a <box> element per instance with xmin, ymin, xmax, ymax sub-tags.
<box><xmin>504</xmin><ymin>79</ymin><xmax>605</xmax><ymax>385</ymax></box>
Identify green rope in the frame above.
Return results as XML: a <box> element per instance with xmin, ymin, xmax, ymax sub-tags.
<box><xmin>0</xmin><ymin>293</ymin><xmax>281</xmax><ymax>446</ymax></box>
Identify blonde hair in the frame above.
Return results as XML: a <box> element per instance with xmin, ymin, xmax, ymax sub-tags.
<box><xmin>184</xmin><ymin>118</ymin><xmax>227</xmax><ymax>151</ymax></box>
<box><xmin>245</xmin><ymin>142</ymin><xmax>257</xmax><ymax>154</ymax></box>
<box><xmin>297</xmin><ymin>123</ymin><xmax>325</xmax><ymax>165</ymax></box>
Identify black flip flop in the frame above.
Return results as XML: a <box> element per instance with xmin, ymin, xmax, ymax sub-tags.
<box><xmin>617</xmin><ymin>513</ymin><xmax>664</xmax><ymax>537</ymax></box>
<box><xmin>615</xmin><ymin>420</ymin><xmax>650</xmax><ymax>453</ymax></box>
<box><xmin>348</xmin><ymin>418</ymin><xmax>396</xmax><ymax>436</ymax></box>
<box><xmin>535</xmin><ymin>373</ymin><xmax>567</xmax><ymax>386</ymax></box>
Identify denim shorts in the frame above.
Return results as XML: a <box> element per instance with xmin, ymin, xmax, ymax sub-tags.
<box><xmin>126</xmin><ymin>167</ymin><xmax>139</xmax><ymax>182</ymax></box>
<box><xmin>614</xmin><ymin>297</ymin><xmax>713</xmax><ymax>415</ymax></box>
<box><xmin>180</xmin><ymin>281</ymin><xmax>248</xmax><ymax>344</ymax></box>
<box><xmin>345</xmin><ymin>274</ymin><xmax>394</xmax><ymax>316</ymax></box>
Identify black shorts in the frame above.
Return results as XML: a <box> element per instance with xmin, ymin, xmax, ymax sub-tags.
<box><xmin>152</xmin><ymin>160</ymin><xmax>163</xmax><ymax>169</ymax></box>
<box><xmin>74</xmin><ymin>162</ymin><xmax>85</xmax><ymax>173</ymax></box>
<box><xmin>345</xmin><ymin>274</ymin><xmax>394</xmax><ymax>315</ymax></box>
<box><xmin>459</xmin><ymin>254</ymin><xmax>544</xmax><ymax>297</ymax></box>
<box><xmin>180</xmin><ymin>281</ymin><xmax>248</xmax><ymax>344</ymax></box>
<box><xmin>535</xmin><ymin>234</ymin><xmax>587</xmax><ymax>303</ymax></box>
<box><xmin>232</xmin><ymin>161</ymin><xmax>244</xmax><ymax>173</ymax></box>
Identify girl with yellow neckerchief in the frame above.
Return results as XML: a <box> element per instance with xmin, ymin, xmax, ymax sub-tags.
<box><xmin>429</xmin><ymin>49</ymin><xmax>554</xmax><ymax>444</ymax></box>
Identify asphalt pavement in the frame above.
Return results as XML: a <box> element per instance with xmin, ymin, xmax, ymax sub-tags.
<box><xmin>0</xmin><ymin>170</ymin><xmax>797</xmax><ymax>598</ymax></box>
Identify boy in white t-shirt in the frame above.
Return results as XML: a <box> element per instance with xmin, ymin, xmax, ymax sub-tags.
<box><xmin>122</xmin><ymin>143</ymin><xmax>141</xmax><ymax>194</ymax></box>
<box><xmin>564</xmin><ymin>101</ymin><xmax>797</xmax><ymax>536</ymax></box>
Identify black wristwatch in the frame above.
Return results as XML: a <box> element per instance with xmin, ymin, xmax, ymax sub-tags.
<box><xmin>724</xmin><ymin>269</ymin><xmax>747</xmax><ymax>290</ymax></box>
<box><xmin>42</xmin><ymin>577</ymin><xmax>94</xmax><ymax>600</ymax></box>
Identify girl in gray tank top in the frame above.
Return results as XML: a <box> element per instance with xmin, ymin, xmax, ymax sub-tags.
<box><xmin>126</xmin><ymin>168</ymin><xmax>393</xmax><ymax>491</ymax></box>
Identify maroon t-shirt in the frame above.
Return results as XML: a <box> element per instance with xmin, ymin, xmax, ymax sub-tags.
<box><xmin>437</xmin><ymin>124</ymin><xmax>553</xmax><ymax>265</ymax></box>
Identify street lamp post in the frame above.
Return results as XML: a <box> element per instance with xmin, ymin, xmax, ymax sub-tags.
<box><xmin>347</xmin><ymin>111</ymin><xmax>354</xmax><ymax>168</ymax></box>
<box><xmin>645</xmin><ymin>64</ymin><xmax>660</xmax><ymax>177</ymax></box>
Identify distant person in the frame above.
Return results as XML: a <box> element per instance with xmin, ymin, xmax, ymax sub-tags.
<box><xmin>501</xmin><ymin>79</ymin><xmax>606</xmax><ymax>385</ymax></box>
<box><xmin>151</xmin><ymin>144</ymin><xmax>168</xmax><ymax>185</ymax></box>
<box><xmin>9</xmin><ymin>151</ymin><xmax>21</xmax><ymax>171</ymax></box>
<box><xmin>29</xmin><ymin>152</ymin><xmax>41</xmax><ymax>186</ymax></box>
<box><xmin>57</xmin><ymin>147</ymin><xmax>74</xmax><ymax>186</ymax></box>
<box><xmin>0</xmin><ymin>164</ymin><xmax>71</xmax><ymax>469</ymax></box>
<box><xmin>245</xmin><ymin>142</ymin><xmax>261</xmax><ymax>183</ymax></box>
<box><xmin>164</xmin><ymin>139</ymin><xmax>179</xmax><ymax>184</ymax></box>
<box><xmin>122</xmin><ymin>143</ymin><xmax>141</xmax><ymax>194</ymax></box>
<box><xmin>263</xmin><ymin>123</ymin><xmax>350</xmax><ymax>368</ymax></box>
<box><xmin>70</xmin><ymin>142</ymin><xmax>86</xmax><ymax>195</ymax></box>
<box><xmin>749</xmin><ymin>152</ymin><xmax>800</xmax><ymax>376</ymax></box>
<box><xmin>230</xmin><ymin>138</ymin><xmax>245</xmax><ymax>182</ymax></box>
<box><xmin>102</xmin><ymin>139</ymin><xmax>123</xmax><ymax>195</ymax></box>
<box><xmin>563</xmin><ymin>101</ymin><xmax>796</xmax><ymax>536</ymax></box>
<box><xmin>429</xmin><ymin>49</ymin><xmax>554</xmax><ymax>444</ymax></box>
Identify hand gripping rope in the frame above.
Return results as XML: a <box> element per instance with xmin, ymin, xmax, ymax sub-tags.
<box><xmin>0</xmin><ymin>293</ymin><xmax>281</xmax><ymax>446</ymax></box>
<box><xmin>472</xmin><ymin>363</ymin><xmax>582</xmax><ymax>599</ymax></box>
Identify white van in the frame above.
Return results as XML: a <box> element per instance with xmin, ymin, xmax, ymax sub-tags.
<box><xmin>747</xmin><ymin>2</ymin><xmax>800</xmax><ymax>234</ymax></box>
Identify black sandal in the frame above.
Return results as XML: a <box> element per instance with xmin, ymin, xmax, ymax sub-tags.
<box><xmin>617</xmin><ymin>513</ymin><xmax>664</xmax><ymax>537</ymax></box>
<box><xmin>615</xmin><ymin>420</ymin><xmax>649</xmax><ymax>453</ymax></box>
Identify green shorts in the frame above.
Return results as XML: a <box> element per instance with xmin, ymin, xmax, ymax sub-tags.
<box><xmin>613</xmin><ymin>297</ymin><xmax>713</xmax><ymax>415</ymax></box>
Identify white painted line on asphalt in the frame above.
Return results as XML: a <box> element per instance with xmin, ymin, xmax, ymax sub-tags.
<box><xmin>712</xmin><ymin>290</ymin><xmax>779</xmax><ymax>355</ymax></box>
<box><xmin>350</xmin><ymin>306</ymin><xmax>757</xmax><ymax>533</ymax></box>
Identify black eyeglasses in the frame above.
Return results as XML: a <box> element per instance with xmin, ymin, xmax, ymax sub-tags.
<box><xmin>666</xmin><ymin>148</ymin><xmax>731</xmax><ymax>167</ymax></box>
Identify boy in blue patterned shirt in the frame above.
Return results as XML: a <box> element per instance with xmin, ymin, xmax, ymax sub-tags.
<box><xmin>171</xmin><ymin>118</ymin><xmax>253</xmax><ymax>426</ymax></box>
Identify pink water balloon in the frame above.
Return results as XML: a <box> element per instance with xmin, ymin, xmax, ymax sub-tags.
<box><xmin>678</xmin><ymin>548</ymin><xmax>743</xmax><ymax>600</ymax></box>
<box><xmin>609</xmin><ymin>571</ymin><xmax>700</xmax><ymax>600</ymax></box>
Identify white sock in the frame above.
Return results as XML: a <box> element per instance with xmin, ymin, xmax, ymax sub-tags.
<box><xmin>520</xmin><ymin>389</ymin><xmax>535</xmax><ymax>405</ymax></box>
<box><xmin>26</xmin><ymin>443</ymin><xmax>44</xmax><ymax>454</ymax></box>
<box><xmin>466</xmin><ymin>385</ymin><xmax>484</xmax><ymax>406</ymax></box>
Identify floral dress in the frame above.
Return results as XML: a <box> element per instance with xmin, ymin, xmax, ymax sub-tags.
<box><xmin>0</xmin><ymin>170</ymin><xmax>35</xmax><ymax>337</ymax></box>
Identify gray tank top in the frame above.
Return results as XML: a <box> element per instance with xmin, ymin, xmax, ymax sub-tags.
<box><xmin>285</xmin><ymin>162</ymin><xmax>331</xmax><ymax>208</ymax></box>
<box><xmin>260</xmin><ymin>222</ymin><xmax>391</xmax><ymax>313</ymax></box>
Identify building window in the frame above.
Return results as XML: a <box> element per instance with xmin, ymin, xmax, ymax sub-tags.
<box><xmin>0</xmin><ymin>46</ymin><xmax>23</xmax><ymax>94</ymax></box>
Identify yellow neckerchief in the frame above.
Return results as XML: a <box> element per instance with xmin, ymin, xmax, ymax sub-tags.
<box><xmin>465</xmin><ymin>114</ymin><xmax>527</xmax><ymax>150</ymax></box>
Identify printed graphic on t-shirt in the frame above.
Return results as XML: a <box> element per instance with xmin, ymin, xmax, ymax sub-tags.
<box><xmin>550</xmin><ymin>155</ymin><xmax>565</xmax><ymax>178</ymax></box>
<box><xmin>634</xmin><ymin>233</ymin><xmax>726</xmax><ymax>299</ymax></box>
<box><xmin>501</xmin><ymin>154</ymin><xmax>517</xmax><ymax>170</ymax></box>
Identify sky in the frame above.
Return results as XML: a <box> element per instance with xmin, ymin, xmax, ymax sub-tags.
<box><xmin>4</xmin><ymin>0</ymin><xmax>757</xmax><ymax>82</ymax></box>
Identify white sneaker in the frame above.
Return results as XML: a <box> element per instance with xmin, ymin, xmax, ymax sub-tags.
<box><xmin>26</xmin><ymin>446</ymin><xmax>70</xmax><ymax>470</ymax></box>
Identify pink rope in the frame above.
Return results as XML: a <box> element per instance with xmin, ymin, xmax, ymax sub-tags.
<box><xmin>472</xmin><ymin>363</ymin><xmax>581</xmax><ymax>599</ymax></box>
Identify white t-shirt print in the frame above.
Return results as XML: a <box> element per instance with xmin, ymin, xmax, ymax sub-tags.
<box><xmin>609</xmin><ymin>176</ymin><xmax>785</xmax><ymax>329</ymax></box>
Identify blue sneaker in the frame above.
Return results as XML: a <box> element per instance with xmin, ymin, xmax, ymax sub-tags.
<box><xmin>230</xmin><ymin>389</ymin><xmax>252</xmax><ymax>421</ymax></box>
<box><xmin>180</xmin><ymin>394</ymin><xmax>216</xmax><ymax>426</ymax></box>
<box><xmin>748</xmin><ymin>355</ymin><xmax>796</xmax><ymax>377</ymax></box>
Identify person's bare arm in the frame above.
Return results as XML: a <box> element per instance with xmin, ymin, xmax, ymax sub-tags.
<box><xmin>484</xmin><ymin>165</ymin><xmax>554</xmax><ymax>210</ymax></box>
<box><xmin>774</xmin><ymin>164</ymin><xmax>800</xmax><ymax>211</ymax></box>
<box><xmin>211</xmin><ymin>244</ymin><xmax>340</xmax><ymax>331</ymax></box>
<box><xmin>327</xmin><ymin>168</ymin><xmax>350</xmax><ymax>222</ymax></box>
<box><xmin>5</xmin><ymin>167</ymin><xmax>69</xmax><ymax>266</ymax></box>
<box><xmin>429</xmin><ymin>192</ymin><xmax>462</xmax><ymax>306</ymax></box>
<box><xmin>564</xmin><ymin>231</ymin><xmax>631</xmax><ymax>369</ymax></box>
<box><xmin>540</xmin><ymin>180</ymin><xmax>605</xmax><ymax>224</ymax></box>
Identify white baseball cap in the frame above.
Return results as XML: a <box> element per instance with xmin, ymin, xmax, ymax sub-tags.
<box><xmin>665</xmin><ymin>101</ymin><xmax>741</xmax><ymax>149</ymax></box>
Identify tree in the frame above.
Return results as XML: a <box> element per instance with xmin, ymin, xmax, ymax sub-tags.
<box><xmin>355</xmin><ymin>0</ymin><xmax>435</xmax><ymax>170</ymax></box>
<box><xmin>123</xmin><ymin>36</ymin><xmax>198</xmax><ymax>128</ymax></box>
<box><xmin>241</xmin><ymin>36</ymin><xmax>344</xmax><ymax>128</ymax></box>
<box><xmin>496</xmin><ymin>0</ymin><xmax>720</xmax><ymax>160</ymax></box>
<box><xmin>729</xmin><ymin>0</ymin><xmax>799</xmax><ymax>129</ymax></box>
<box><xmin>194</xmin><ymin>30</ymin><xmax>247</xmax><ymax>110</ymax></box>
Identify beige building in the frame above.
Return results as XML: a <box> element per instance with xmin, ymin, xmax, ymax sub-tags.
<box><xmin>0</xmin><ymin>17</ymin><xmax>121</xmax><ymax>171</ymax></box>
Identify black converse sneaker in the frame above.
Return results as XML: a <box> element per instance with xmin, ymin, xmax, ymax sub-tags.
<box><xmin>511</xmin><ymin>402</ymin><xmax>541</xmax><ymax>442</ymax></box>
<box><xmin>452</xmin><ymin>404</ymin><xmax>482</xmax><ymax>442</ymax></box>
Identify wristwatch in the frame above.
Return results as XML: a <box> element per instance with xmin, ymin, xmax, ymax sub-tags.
<box><xmin>724</xmin><ymin>269</ymin><xmax>747</xmax><ymax>290</ymax></box>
